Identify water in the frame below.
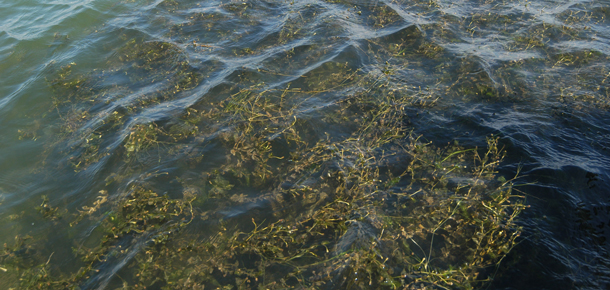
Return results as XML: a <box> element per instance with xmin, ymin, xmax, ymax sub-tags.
<box><xmin>0</xmin><ymin>0</ymin><xmax>609</xmax><ymax>289</ymax></box>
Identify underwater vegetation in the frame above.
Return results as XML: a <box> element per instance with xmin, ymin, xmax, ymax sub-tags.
<box><xmin>2</xmin><ymin>45</ymin><xmax>525</xmax><ymax>289</ymax></box>
<box><xmin>4</xmin><ymin>0</ymin><xmax>610</xmax><ymax>288</ymax></box>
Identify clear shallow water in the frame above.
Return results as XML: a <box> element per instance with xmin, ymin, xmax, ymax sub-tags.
<box><xmin>0</xmin><ymin>0</ymin><xmax>609</xmax><ymax>289</ymax></box>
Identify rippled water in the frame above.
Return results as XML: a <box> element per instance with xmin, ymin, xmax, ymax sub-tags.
<box><xmin>1</xmin><ymin>0</ymin><xmax>609</xmax><ymax>289</ymax></box>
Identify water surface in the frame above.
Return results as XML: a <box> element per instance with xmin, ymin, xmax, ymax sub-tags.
<box><xmin>1</xmin><ymin>0</ymin><xmax>609</xmax><ymax>289</ymax></box>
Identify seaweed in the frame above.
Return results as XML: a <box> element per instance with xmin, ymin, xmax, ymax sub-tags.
<box><xmin>1</xmin><ymin>1</ymin><xmax>559</xmax><ymax>289</ymax></box>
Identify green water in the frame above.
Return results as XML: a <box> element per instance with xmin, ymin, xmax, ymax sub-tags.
<box><xmin>1</xmin><ymin>0</ymin><xmax>609</xmax><ymax>289</ymax></box>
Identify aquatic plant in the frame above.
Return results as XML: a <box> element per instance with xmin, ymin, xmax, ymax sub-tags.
<box><xmin>17</xmin><ymin>1</ymin><xmax>606</xmax><ymax>289</ymax></box>
<box><xmin>4</xmin><ymin>68</ymin><xmax>525</xmax><ymax>288</ymax></box>
<box><xmin>112</xmin><ymin>133</ymin><xmax>524</xmax><ymax>290</ymax></box>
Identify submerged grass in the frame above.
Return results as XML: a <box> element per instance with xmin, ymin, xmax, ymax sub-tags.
<box><xmin>22</xmin><ymin>0</ymin><xmax>610</xmax><ymax>288</ymax></box>
<box><xmin>3</xmin><ymin>58</ymin><xmax>525</xmax><ymax>289</ymax></box>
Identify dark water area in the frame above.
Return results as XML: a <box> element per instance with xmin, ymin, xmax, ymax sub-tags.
<box><xmin>1</xmin><ymin>0</ymin><xmax>610</xmax><ymax>289</ymax></box>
